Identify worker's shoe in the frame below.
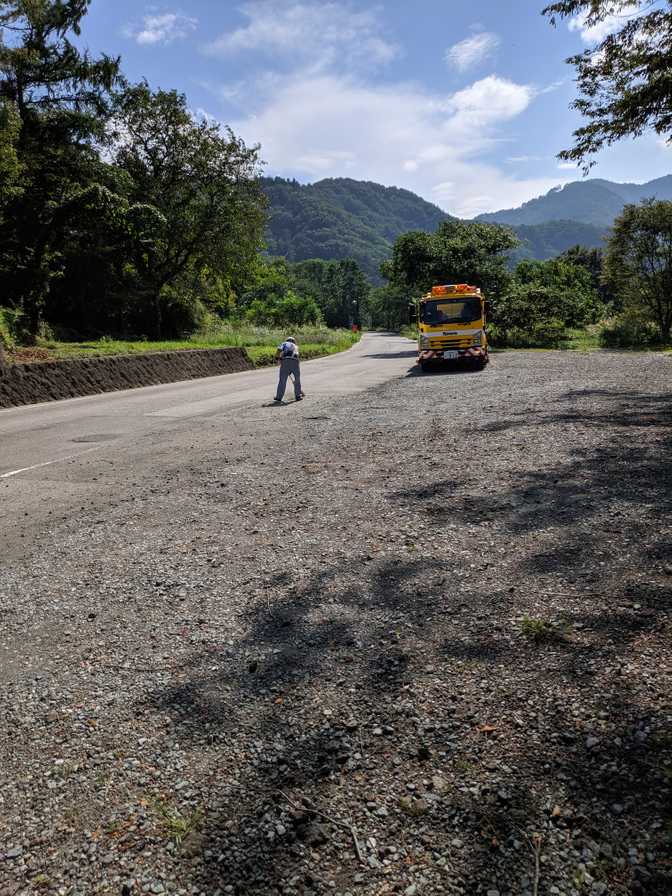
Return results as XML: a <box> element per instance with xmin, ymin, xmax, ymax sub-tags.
<box><xmin>295</xmin><ymin>395</ymin><xmax>303</xmax><ymax>401</ymax></box>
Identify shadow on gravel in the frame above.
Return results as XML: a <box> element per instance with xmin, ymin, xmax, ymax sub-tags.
<box><xmin>144</xmin><ymin>385</ymin><xmax>672</xmax><ymax>895</ymax></box>
<box><xmin>406</xmin><ymin>364</ymin><xmax>486</xmax><ymax>377</ymax></box>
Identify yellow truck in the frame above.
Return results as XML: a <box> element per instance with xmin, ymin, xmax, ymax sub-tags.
<box><xmin>417</xmin><ymin>283</ymin><xmax>489</xmax><ymax>371</ymax></box>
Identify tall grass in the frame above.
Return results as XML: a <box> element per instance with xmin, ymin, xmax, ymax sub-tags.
<box><xmin>27</xmin><ymin>321</ymin><xmax>360</xmax><ymax>364</ymax></box>
<box><xmin>190</xmin><ymin>320</ymin><xmax>358</xmax><ymax>349</ymax></box>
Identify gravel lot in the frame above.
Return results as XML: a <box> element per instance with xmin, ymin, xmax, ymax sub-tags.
<box><xmin>1</xmin><ymin>349</ymin><xmax>671</xmax><ymax>896</ymax></box>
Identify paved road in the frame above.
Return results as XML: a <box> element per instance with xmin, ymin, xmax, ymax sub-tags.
<box><xmin>1</xmin><ymin>332</ymin><xmax>416</xmax><ymax>552</ymax></box>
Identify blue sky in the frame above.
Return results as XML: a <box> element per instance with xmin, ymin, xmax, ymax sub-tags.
<box><xmin>78</xmin><ymin>0</ymin><xmax>671</xmax><ymax>217</ymax></box>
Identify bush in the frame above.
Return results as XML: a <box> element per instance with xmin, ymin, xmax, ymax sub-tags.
<box><xmin>598</xmin><ymin>314</ymin><xmax>662</xmax><ymax>348</ymax></box>
<box><xmin>245</xmin><ymin>290</ymin><xmax>322</xmax><ymax>328</ymax></box>
<box><xmin>0</xmin><ymin>307</ymin><xmax>22</xmax><ymax>349</ymax></box>
<box><xmin>488</xmin><ymin>319</ymin><xmax>567</xmax><ymax>349</ymax></box>
<box><xmin>159</xmin><ymin>286</ymin><xmax>208</xmax><ymax>338</ymax></box>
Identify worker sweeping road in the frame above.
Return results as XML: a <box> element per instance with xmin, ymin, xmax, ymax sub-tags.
<box><xmin>274</xmin><ymin>335</ymin><xmax>304</xmax><ymax>403</ymax></box>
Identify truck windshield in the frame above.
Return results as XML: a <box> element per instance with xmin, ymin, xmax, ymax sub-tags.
<box><xmin>421</xmin><ymin>298</ymin><xmax>482</xmax><ymax>325</ymax></box>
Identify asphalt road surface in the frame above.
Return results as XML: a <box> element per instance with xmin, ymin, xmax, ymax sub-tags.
<box><xmin>1</xmin><ymin>332</ymin><xmax>416</xmax><ymax>555</ymax></box>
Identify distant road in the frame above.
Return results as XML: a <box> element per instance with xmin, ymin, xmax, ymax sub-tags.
<box><xmin>0</xmin><ymin>332</ymin><xmax>416</xmax><ymax>552</ymax></box>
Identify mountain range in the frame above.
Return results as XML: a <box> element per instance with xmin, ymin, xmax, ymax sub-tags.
<box><xmin>477</xmin><ymin>175</ymin><xmax>672</xmax><ymax>228</ymax></box>
<box><xmin>262</xmin><ymin>175</ymin><xmax>672</xmax><ymax>280</ymax></box>
<box><xmin>263</xmin><ymin>177</ymin><xmax>450</xmax><ymax>280</ymax></box>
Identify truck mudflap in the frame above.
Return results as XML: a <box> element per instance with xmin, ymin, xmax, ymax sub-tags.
<box><xmin>418</xmin><ymin>347</ymin><xmax>488</xmax><ymax>364</ymax></box>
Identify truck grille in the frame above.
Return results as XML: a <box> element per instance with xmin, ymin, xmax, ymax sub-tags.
<box><xmin>427</xmin><ymin>336</ymin><xmax>473</xmax><ymax>349</ymax></box>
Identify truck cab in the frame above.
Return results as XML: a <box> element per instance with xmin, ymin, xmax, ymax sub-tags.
<box><xmin>417</xmin><ymin>283</ymin><xmax>489</xmax><ymax>371</ymax></box>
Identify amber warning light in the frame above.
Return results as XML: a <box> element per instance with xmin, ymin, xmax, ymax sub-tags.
<box><xmin>431</xmin><ymin>284</ymin><xmax>479</xmax><ymax>296</ymax></box>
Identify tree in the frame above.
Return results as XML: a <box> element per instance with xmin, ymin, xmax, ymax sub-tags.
<box><xmin>246</xmin><ymin>290</ymin><xmax>321</xmax><ymax>328</ymax></box>
<box><xmin>558</xmin><ymin>244</ymin><xmax>611</xmax><ymax>303</ymax></box>
<box><xmin>543</xmin><ymin>1</ymin><xmax>672</xmax><ymax>168</ymax></box>
<box><xmin>286</xmin><ymin>257</ymin><xmax>369</xmax><ymax>327</ymax></box>
<box><xmin>0</xmin><ymin>99</ymin><xmax>21</xmax><ymax>203</ymax></box>
<box><xmin>241</xmin><ymin>259</ymin><xmax>322</xmax><ymax>327</ymax></box>
<box><xmin>491</xmin><ymin>254</ymin><xmax>604</xmax><ymax>347</ymax></box>
<box><xmin>111</xmin><ymin>83</ymin><xmax>266</xmax><ymax>337</ymax></box>
<box><xmin>513</xmin><ymin>256</ymin><xmax>604</xmax><ymax>325</ymax></box>
<box><xmin>0</xmin><ymin>0</ymin><xmax>121</xmax><ymax>339</ymax></box>
<box><xmin>604</xmin><ymin>199</ymin><xmax>672</xmax><ymax>342</ymax></box>
<box><xmin>329</xmin><ymin>258</ymin><xmax>369</xmax><ymax>328</ymax></box>
<box><xmin>388</xmin><ymin>220</ymin><xmax>518</xmax><ymax>298</ymax></box>
<box><xmin>368</xmin><ymin>284</ymin><xmax>412</xmax><ymax>330</ymax></box>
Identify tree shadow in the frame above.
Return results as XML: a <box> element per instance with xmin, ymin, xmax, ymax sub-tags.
<box><xmin>140</xmin><ymin>386</ymin><xmax>672</xmax><ymax>894</ymax></box>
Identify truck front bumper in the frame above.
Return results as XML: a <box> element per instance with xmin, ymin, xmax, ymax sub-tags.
<box><xmin>418</xmin><ymin>347</ymin><xmax>488</xmax><ymax>363</ymax></box>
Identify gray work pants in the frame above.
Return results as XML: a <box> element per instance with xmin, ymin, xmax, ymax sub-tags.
<box><xmin>275</xmin><ymin>357</ymin><xmax>302</xmax><ymax>400</ymax></box>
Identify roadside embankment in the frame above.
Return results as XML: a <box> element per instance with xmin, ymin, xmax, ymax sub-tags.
<box><xmin>0</xmin><ymin>347</ymin><xmax>253</xmax><ymax>409</ymax></box>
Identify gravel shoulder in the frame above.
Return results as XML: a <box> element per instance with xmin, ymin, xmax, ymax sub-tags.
<box><xmin>1</xmin><ymin>349</ymin><xmax>671</xmax><ymax>896</ymax></box>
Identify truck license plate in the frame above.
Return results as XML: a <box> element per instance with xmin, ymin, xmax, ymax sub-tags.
<box><xmin>443</xmin><ymin>350</ymin><xmax>459</xmax><ymax>359</ymax></box>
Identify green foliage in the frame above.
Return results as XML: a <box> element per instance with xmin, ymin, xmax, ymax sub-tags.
<box><xmin>0</xmin><ymin>307</ymin><xmax>21</xmax><ymax>348</ymax></box>
<box><xmin>245</xmin><ymin>289</ymin><xmax>321</xmax><ymax>328</ymax></box>
<box><xmin>110</xmin><ymin>83</ymin><xmax>265</xmax><ymax>338</ymax></box>
<box><xmin>263</xmin><ymin>177</ymin><xmax>451</xmax><ymax>282</ymax></box>
<box><xmin>509</xmin><ymin>221</ymin><xmax>606</xmax><ymax>264</ymax></box>
<box><xmin>491</xmin><ymin>255</ymin><xmax>603</xmax><ymax>347</ymax></box>
<box><xmin>598</xmin><ymin>313</ymin><xmax>662</xmax><ymax>349</ymax></box>
<box><xmin>0</xmin><ymin>0</ymin><xmax>122</xmax><ymax>339</ymax></box>
<box><xmin>389</xmin><ymin>220</ymin><xmax>518</xmax><ymax>299</ymax></box>
<box><xmin>28</xmin><ymin>324</ymin><xmax>360</xmax><ymax>372</ymax></box>
<box><xmin>520</xmin><ymin>616</ymin><xmax>570</xmax><ymax>643</ymax></box>
<box><xmin>0</xmin><ymin>6</ymin><xmax>266</xmax><ymax>344</ymax></box>
<box><xmin>512</xmin><ymin>258</ymin><xmax>604</xmax><ymax>325</ymax></box>
<box><xmin>604</xmin><ymin>200</ymin><xmax>672</xmax><ymax>342</ymax></box>
<box><xmin>543</xmin><ymin>2</ymin><xmax>672</xmax><ymax>169</ymax></box>
<box><xmin>558</xmin><ymin>244</ymin><xmax>612</xmax><ymax>304</ymax></box>
<box><xmin>479</xmin><ymin>176</ymin><xmax>672</xmax><ymax>229</ymax></box>
<box><xmin>286</xmin><ymin>257</ymin><xmax>369</xmax><ymax>328</ymax></box>
<box><xmin>368</xmin><ymin>284</ymin><xmax>413</xmax><ymax>330</ymax></box>
<box><xmin>153</xmin><ymin>800</ymin><xmax>203</xmax><ymax>847</ymax></box>
<box><xmin>0</xmin><ymin>100</ymin><xmax>22</xmax><ymax>205</ymax></box>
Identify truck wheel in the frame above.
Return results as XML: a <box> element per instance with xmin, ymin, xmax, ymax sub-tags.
<box><xmin>420</xmin><ymin>360</ymin><xmax>430</xmax><ymax>372</ymax></box>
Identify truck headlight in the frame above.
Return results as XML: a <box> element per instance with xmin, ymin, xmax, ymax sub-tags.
<box><xmin>420</xmin><ymin>335</ymin><xmax>429</xmax><ymax>347</ymax></box>
<box><xmin>472</xmin><ymin>331</ymin><xmax>482</xmax><ymax>346</ymax></box>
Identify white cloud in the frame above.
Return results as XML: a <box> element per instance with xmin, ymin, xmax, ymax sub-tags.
<box><xmin>557</xmin><ymin>161</ymin><xmax>579</xmax><ymax>170</ymax></box>
<box><xmin>125</xmin><ymin>12</ymin><xmax>198</xmax><ymax>46</ymax></box>
<box><xmin>227</xmin><ymin>71</ymin><xmax>569</xmax><ymax>217</ymax></box>
<box><xmin>204</xmin><ymin>1</ymin><xmax>398</xmax><ymax>68</ymax></box>
<box><xmin>449</xmin><ymin>75</ymin><xmax>533</xmax><ymax>129</ymax></box>
<box><xmin>445</xmin><ymin>32</ymin><xmax>500</xmax><ymax>72</ymax></box>
<box><xmin>568</xmin><ymin>4</ymin><xmax>638</xmax><ymax>44</ymax></box>
<box><xmin>506</xmin><ymin>155</ymin><xmax>547</xmax><ymax>163</ymax></box>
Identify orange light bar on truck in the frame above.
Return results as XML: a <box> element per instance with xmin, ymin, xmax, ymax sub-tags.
<box><xmin>431</xmin><ymin>283</ymin><xmax>479</xmax><ymax>296</ymax></box>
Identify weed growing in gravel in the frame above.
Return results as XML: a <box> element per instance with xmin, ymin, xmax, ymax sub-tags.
<box><xmin>154</xmin><ymin>801</ymin><xmax>203</xmax><ymax>846</ymax></box>
<box><xmin>520</xmin><ymin>616</ymin><xmax>553</xmax><ymax>642</ymax></box>
<box><xmin>520</xmin><ymin>615</ymin><xmax>571</xmax><ymax>643</ymax></box>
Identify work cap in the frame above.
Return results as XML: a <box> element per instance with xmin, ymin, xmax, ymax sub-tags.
<box><xmin>286</xmin><ymin>336</ymin><xmax>296</xmax><ymax>343</ymax></box>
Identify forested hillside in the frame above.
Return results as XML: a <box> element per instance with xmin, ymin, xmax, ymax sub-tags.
<box><xmin>263</xmin><ymin>176</ymin><xmax>627</xmax><ymax>275</ymax></box>
<box><xmin>263</xmin><ymin>177</ymin><xmax>451</xmax><ymax>280</ymax></box>
<box><xmin>477</xmin><ymin>175</ymin><xmax>672</xmax><ymax>228</ymax></box>
<box><xmin>510</xmin><ymin>220</ymin><xmax>606</xmax><ymax>263</ymax></box>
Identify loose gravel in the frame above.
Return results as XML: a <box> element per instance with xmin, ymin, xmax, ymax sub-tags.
<box><xmin>1</xmin><ymin>349</ymin><xmax>671</xmax><ymax>896</ymax></box>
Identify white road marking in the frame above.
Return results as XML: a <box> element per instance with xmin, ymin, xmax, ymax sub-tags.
<box><xmin>0</xmin><ymin>447</ymin><xmax>102</xmax><ymax>480</ymax></box>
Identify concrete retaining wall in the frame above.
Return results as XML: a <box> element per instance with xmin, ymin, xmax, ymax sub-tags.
<box><xmin>0</xmin><ymin>347</ymin><xmax>254</xmax><ymax>409</ymax></box>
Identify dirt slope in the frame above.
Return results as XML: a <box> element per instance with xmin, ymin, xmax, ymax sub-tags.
<box><xmin>0</xmin><ymin>347</ymin><xmax>253</xmax><ymax>408</ymax></box>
